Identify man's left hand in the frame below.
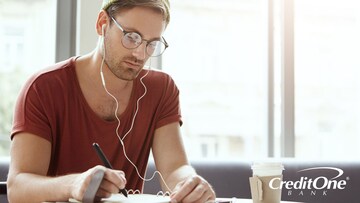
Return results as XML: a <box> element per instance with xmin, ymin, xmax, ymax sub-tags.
<box><xmin>170</xmin><ymin>175</ymin><xmax>216</xmax><ymax>203</ymax></box>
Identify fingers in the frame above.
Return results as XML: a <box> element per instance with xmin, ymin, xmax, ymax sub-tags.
<box><xmin>170</xmin><ymin>175</ymin><xmax>216</xmax><ymax>203</ymax></box>
<box><xmin>102</xmin><ymin>167</ymin><xmax>127</xmax><ymax>190</ymax></box>
<box><xmin>98</xmin><ymin>178</ymin><xmax>120</xmax><ymax>195</ymax></box>
<box><xmin>95</xmin><ymin>166</ymin><xmax>126</xmax><ymax>194</ymax></box>
<box><xmin>90</xmin><ymin>166</ymin><xmax>127</xmax><ymax>198</ymax></box>
<box><xmin>95</xmin><ymin>187</ymin><xmax>112</xmax><ymax>198</ymax></box>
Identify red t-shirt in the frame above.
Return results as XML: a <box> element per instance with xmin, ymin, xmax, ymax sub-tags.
<box><xmin>11</xmin><ymin>57</ymin><xmax>182</xmax><ymax>191</ymax></box>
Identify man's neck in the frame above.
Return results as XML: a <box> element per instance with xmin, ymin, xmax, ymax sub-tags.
<box><xmin>74</xmin><ymin>50</ymin><xmax>135</xmax><ymax>120</ymax></box>
<box><xmin>78</xmin><ymin>50</ymin><xmax>133</xmax><ymax>92</ymax></box>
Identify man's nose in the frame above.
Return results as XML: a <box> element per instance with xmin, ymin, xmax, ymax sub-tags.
<box><xmin>132</xmin><ymin>42</ymin><xmax>147</xmax><ymax>60</ymax></box>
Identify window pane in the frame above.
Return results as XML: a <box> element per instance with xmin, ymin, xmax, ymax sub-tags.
<box><xmin>163</xmin><ymin>0</ymin><xmax>268</xmax><ymax>159</ymax></box>
<box><xmin>0</xmin><ymin>0</ymin><xmax>56</xmax><ymax>155</ymax></box>
<box><xmin>294</xmin><ymin>0</ymin><xmax>360</xmax><ymax>159</ymax></box>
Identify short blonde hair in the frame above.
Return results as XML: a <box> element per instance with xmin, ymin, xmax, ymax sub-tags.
<box><xmin>102</xmin><ymin>0</ymin><xmax>170</xmax><ymax>26</ymax></box>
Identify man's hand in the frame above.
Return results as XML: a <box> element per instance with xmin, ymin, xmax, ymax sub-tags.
<box><xmin>170</xmin><ymin>175</ymin><xmax>216</xmax><ymax>203</ymax></box>
<box><xmin>70</xmin><ymin>165</ymin><xmax>127</xmax><ymax>200</ymax></box>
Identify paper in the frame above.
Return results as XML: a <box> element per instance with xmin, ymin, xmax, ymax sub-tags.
<box><xmin>249</xmin><ymin>175</ymin><xmax>283</xmax><ymax>203</ymax></box>
<box><xmin>249</xmin><ymin>176</ymin><xmax>263</xmax><ymax>201</ymax></box>
<box><xmin>69</xmin><ymin>194</ymin><xmax>171</xmax><ymax>203</ymax></box>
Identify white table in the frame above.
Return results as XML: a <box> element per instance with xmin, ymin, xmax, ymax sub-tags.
<box><xmin>216</xmin><ymin>198</ymin><xmax>302</xmax><ymax>203</ymax></box>
<box><xmin>54</xmin><ymin>197</ymin><xmax>301</xmax><ymax>203</ymax></box>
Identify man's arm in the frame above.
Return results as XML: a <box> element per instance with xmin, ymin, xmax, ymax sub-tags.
<box><xmin>152</xmin><ymin>122</ymin><xmax>216</xmax><ymax>203</ymax></box>
<box><xmin>7</xmin><ymin>133</ymin><xmax>126</xmax><ymax>203</ymax></box>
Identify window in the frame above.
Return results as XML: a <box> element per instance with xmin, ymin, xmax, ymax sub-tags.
<box><xmin>164</xmin><ymin>0</ymin><xmax>360</xmax><ymax>160</ymax></box>
<box><xmin>0</xmin><ymin>0</ymin><xmax>56</xmax><ymax>155</ymax></box>
<box><xmin>163</xmin><ymin>0</ymin><xmax>269</xmax><ymax>159</ymax></box>
<box><xmin>1</xmin><ymin>0</ymin><xmax>359</xmax><ymax>160</ymax></box>
<box><xmin>293</xmin><ymin>0</ymin><xmax>360</xmax><ymax>159</ymax></box>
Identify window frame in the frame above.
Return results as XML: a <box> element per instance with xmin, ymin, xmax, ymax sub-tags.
<box><xmin>56</xmin><ymin>0</ymin><xmax>77</xmax><ymax>62</ymax></box>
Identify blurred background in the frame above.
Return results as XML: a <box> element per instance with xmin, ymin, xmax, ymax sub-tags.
<box><xmin>0</xmin><ymin>0</ymin><xmax>359</xmax><ymax>161</ymax></box>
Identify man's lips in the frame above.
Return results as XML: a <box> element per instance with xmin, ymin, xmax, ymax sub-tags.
<box><xmin>124</xmin><ymin>61</ymin><xmax>142</xmax><ymax>69</ymax></box>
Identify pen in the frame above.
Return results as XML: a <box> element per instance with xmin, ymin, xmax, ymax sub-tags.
<box><xmin>92</xmin><ymin>142</ymin><xmax>128</xmax><ymax>197</ymax></box>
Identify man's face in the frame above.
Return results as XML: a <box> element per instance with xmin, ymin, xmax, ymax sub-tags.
<box><xmin>103</xmin><ymin>6</ymin><xmax>166</xmax><ymax>81</ymax></box>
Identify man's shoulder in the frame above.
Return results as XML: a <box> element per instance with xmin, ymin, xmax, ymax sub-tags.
<box><xmin>140</xmin><ymin>69</ymin><xmax>179</xmax><ymax>96</ymax></box>
<box><xmin>28</xmin><ymin>57</ymin><xmax>76</xmax><ymax>85</ymax></box>
<box><xmin>143</xmin><ymin>68</ymin><xmax>174</xmax><ymax>82</ymax></box>
<box><xmin>146</xmin><ymin>68</ymin><xmax>169</xmax><ymax>76</ymax></box>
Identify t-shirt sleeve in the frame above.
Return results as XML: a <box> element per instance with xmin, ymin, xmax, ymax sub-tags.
<box><xmin>155</xmin><ymin>74</ymin><xmax>182</xmax><ymax>129</ymax></box>
<box><xmin>11</xmin><ymin>76</ymin><xmax>52</xmax><ymax>142</ymax></box>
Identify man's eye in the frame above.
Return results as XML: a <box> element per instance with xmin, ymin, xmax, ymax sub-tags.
<box><xmin>125</xmin><ymin>33</ymin><xmax>141</xmax><ymax>44</ymax></box>
<box><xmin>148</xmin><ymin>41</ymin><xmax>159</xmax><ymax>49</ymax></box>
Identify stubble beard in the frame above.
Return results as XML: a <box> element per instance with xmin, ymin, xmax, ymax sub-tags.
<box><xmin>104</xmin><ymin>57</ymin><xmax>144</xmax><ymax>81</ymax></box>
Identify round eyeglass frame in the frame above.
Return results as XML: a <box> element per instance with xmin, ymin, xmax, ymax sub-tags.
<box><xmin>110</xmin><ymin>16</ymin><xmax>169</xmax><ymax>57</ymax></box>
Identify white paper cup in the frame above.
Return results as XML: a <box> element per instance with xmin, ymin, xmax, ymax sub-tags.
<box><xmin>250</xmin><ymin>162</ymin><xmax>284</xmax><ymax>203</ymax></box>
<box><xmin>249</xmin><ymin>162</ymin><xmax>284</xmax><ymax>203</ymax></box>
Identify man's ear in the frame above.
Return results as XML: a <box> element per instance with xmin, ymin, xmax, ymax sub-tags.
<box><xmin>96</xmin><ymin>10</ymin><xmax>108</xmax><ymax>36</ymax></box>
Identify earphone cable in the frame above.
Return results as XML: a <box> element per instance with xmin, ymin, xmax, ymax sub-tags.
<box><xmin>100</xmin><ymin>34</ymin><xmax>172</xmax><ymax>193</ymax></box>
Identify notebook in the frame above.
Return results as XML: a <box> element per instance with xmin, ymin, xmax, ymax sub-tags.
<box><xmin>69</xmin><ymin>194</ymin><xmax>170</xmax><ymax>203</ymax></box>
<box><xmin>67</xmin><ymin>169</ymin><xmax>170</xmax><ymax>203</ymax></box>
<box><xmin>102</xmin><ymin>194</ymin><xmax>170</xmax><ymax>203</ymax></box>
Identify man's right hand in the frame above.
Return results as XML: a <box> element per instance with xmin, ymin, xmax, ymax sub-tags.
<box><xmin>70</xmin><ymin>165</ymin><xmax>127</xmax><ymax>201</ymax></box>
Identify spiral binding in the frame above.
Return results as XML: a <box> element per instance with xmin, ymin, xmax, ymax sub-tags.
<box><xmin>125</xmin><ymin>189</ymin><xmax>170</xmax><ymax>197</ymax></box>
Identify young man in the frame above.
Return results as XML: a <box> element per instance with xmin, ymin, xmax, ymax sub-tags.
<box><xmin>7</xmin><ymin>0</ymin><xmax>216</xmax><ymax>202</ymax></box>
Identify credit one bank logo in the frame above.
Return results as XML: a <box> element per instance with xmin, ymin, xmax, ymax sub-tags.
<box><xmin>269</xmin><ymin>167</ymin><xmax>348</xmax><ymax>196</ymax></box>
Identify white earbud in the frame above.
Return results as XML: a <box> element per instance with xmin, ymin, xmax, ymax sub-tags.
<box><xmin>101</xmin><ymin>24</ymin><xmax>106</xmax><ymax>37</ymax></box>
<box><xmin>100</xmin><ymin>71</ymin><xmax>106</xmax><ymax>87</ymax></box>
<box><xmin>100</xmin><ymin>24</ymin><xmax>106</xmax><ymax>87</ymax></box>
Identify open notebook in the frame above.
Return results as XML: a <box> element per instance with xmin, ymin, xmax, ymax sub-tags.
<box><xmin>68</xmin><ymin>169</ymin><xmax>171</xmax><ymax>203</ymax></box>
<box><xmin>69</xmin><ymin>194</ymin><xmax>170</xmax><ymax>203</ymax></box>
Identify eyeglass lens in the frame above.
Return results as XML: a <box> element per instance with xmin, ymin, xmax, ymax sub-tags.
<box><xmin>122</xmin><ymin>32</ymin><xmax>166</xmax><ymax>56</ymax></box>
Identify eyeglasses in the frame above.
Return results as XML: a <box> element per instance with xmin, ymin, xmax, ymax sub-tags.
<box><xmin>110</xmin><ymin>16</ymin><xmax>168</xmax><ymax>57</ymax></box>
